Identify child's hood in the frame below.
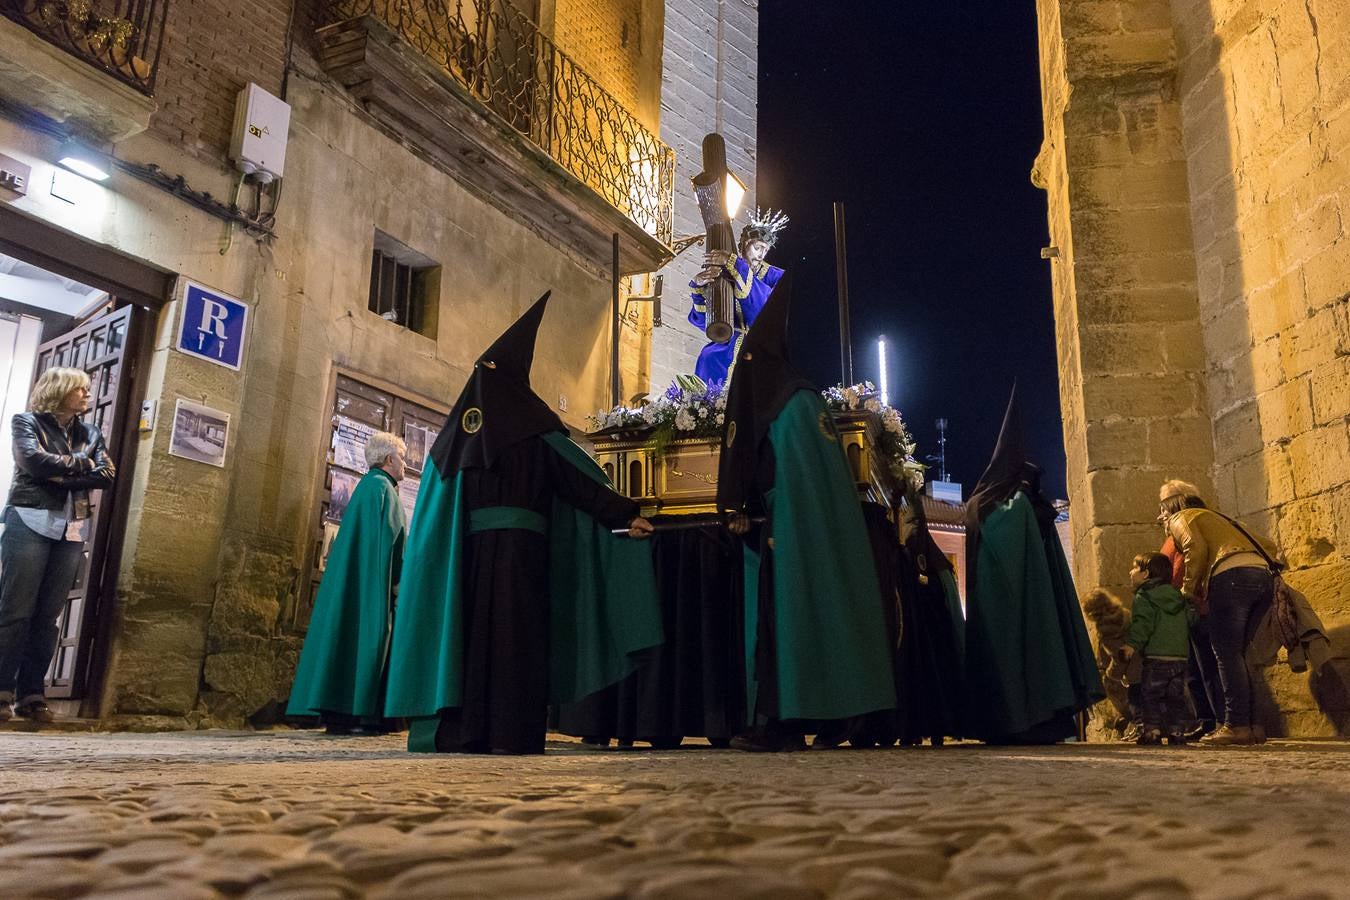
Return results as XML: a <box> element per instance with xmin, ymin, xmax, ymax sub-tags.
<box><xmin>1138</xmin><ymin>581</ymin><xmax>1187</xmax><ymax>615</ymax></box>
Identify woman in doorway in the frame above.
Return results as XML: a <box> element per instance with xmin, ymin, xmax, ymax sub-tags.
<box><xmin>0</xmin><ymin>367</ymin><xmax>114</xmax><ymax>724</ymax></box>
<box><xmin>1160</xmin><ymin>481</ymin><xmax>1278</xmax><ymax>746</ymax></box>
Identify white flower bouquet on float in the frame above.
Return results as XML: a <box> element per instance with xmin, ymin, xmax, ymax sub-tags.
<box><xmin>590</xmin><ymin>376</ymin><xmax>923</xmax><ymax>492</ymax></box>
<box><xmin>821</xmin><ymin>381</ymin><xmax>925</xmax><ymax>492</ymax></box>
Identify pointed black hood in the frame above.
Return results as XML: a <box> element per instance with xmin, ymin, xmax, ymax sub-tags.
<box><xmin>965</xmin><ymin>384</ymin><xmax>1044</xmax><ymax>525</ymax></box>
<box><xmin>716</xmin><ymin>275</ymin><xmax>816</xmax><ymax>513</ymax></box>
<box><xmin>430</xmin><ymin>290</ymin><xmax>566</xmax><ymax>477</ymax></box>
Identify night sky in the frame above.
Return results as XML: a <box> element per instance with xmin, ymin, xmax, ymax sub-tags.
<box><xmin>756</xmin><ymin>1</ymin><xmax>1067</xmax><ymax>497</ymax></box>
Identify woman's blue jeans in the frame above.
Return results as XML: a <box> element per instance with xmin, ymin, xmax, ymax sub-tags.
<box><xmin>0</xmin><ymin>508</ymin><xmax>85</xmax><ymax>704</ymax></box>
<box><xmin>1205</xmin><ymin>566</ymin><xmax>1274</xmax><ymax>728</ymax></box>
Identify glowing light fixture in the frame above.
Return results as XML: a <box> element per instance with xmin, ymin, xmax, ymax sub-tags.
<box><xmin>877</xmin><ymin>335</ymin><xmax>889</xmax><ymax>407</ymax></box>
<box><xmin>57</xmin><ymin>140</ymin><xmax>110</xmax><ymax>182</ymax></box>
<box><xmin>722</xmin><ymin>170</ymin><xmax>747</xmax><ymax>219</ymax></box>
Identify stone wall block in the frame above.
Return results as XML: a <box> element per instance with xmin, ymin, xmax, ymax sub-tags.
<box><xmin>1083</xmin><ymin>522</ymin><xmax>1173</xmax><ymax>595</ymax></box>
<box><xmin>1213</xmin><ymin>399</ymin><xmax>1263</xmax><ymax>465</ymax></box>
<box><xmin>1287</xmin><ymin>422</ymin><xmax>1350</xmax><ymax>497</ymax></box>
<box><xmin>1085</xmin><ymin>467</ymin><xmax>1174</xmax><ymax>525</ymax></box>
<box><xmin>1083</xmin><ymin>373</ymin><xmax>1201</xmax><ymax>419</ymax></box>
<box><xmin>1148</xmin><ymin>414</ymin><xmax>1216</xmax><ymax>467</ymax></box>
<box><xmin>1284</xmin><ymin>559</ymin><xmax>1350</xmax><ymax>625</ymax></box>
<box><xmin>1300</xmin><ymin>238</ymin><xmax>1350</xmax><ymax>310</ymax></box>
<box><xmin>1085</xmin><ymin>419</ymin><xmax>1143</xmax><ymax>468</ymax></box>
<box><xmin>1080</xmin><ymin>323</ymin><xmax>1169</xmax><ymax>374</ymax></box>
<box><xmin>1201</xmin><ymin>306</ymin><xmax>1253</xmax><ymax>368</ymax></box>
<box><xmin>1231</xmin><ymin>445</ymin><xmax>1296</xmax><ymax>515</ymax></box>
<box><xmin>1310</xmin><ymin>356</ymin><xmax>1350</xmax><ymax>424</ymax></box>
<box><xmin>1163</xmin><ymin>326</ymin><xmax>1209</xmax><ymax>372</ymax></box>
<box><xmin>110</xmin><ymin>611</ymin><xmax>209</xmax><ymax>716</ymax></box>
<box><xmin>1279</xmin><ymin>303</ymin><xmax>1344</xmax><ymax>377</ymax></box>
<box><xmin>1226</xmin><ymin>27</ymin><xmax>1285</xmax><ymax>157</ymax></box>
<box><xmin>1255</xmin><ymin>376</ymin><xmax>1316</xmax><ymax>443</ymax></box>
<box><xmin>1278</xmin><ymin>490</ymin><xmax>1342</xmax><ymax>567</ymax></box>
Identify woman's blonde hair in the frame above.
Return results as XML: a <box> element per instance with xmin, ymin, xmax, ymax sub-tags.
<box><xmin>28</xmin><ymin>367</ymin><xmax>91</xmax><ymax>414</ymax></box>
<box><xmin>364</xmin><ymin>431</ymin><xmax>407</xmax><ymax>468</ymax></box>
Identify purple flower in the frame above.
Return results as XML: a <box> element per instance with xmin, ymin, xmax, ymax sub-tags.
<box><xmin>664</xmin><ymin>383</ymin><xmax>685</xmax><ymax>402</ymax></box>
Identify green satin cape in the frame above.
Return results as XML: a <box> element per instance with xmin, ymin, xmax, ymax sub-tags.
<box><xmin>746</xmin><ymin>391</ymin><xmax>898</xmax><ymax>721</ymax></box>
<box><xmin>287</xmin><ymin>469</ymin><xmax>405</xmax><ymax>717</ymax></box>
<box><xmin>962</xmin><ymin>492</ymin><xmax>1104</xmax><ymax>740</ymax></box>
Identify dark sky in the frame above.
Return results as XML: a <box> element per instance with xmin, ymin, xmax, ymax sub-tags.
<box><xmin>756</xmin><ymin>1</ymin><xmax>1067</xmax><ymax>497</ymax></box>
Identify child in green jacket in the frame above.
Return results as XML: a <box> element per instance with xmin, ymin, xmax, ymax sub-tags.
<box><xmin>1122</xmin><ymin>553</ymin><xmax>1198</xmax><ymax>745</ymax></box>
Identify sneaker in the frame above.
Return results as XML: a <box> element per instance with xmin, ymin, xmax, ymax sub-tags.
<box><xmin>0</xmin><ymin>700</ymin><xmax>12</xmax><ymax>723</ymax></box>
<box><xmin>1185</xmin><ymin>721</ymin><xmax>1216</xmax><ymax>742</ymax></box>
<box><xmin>1199</xmin><ymin>724</ymin><xmax>1256</xmax><ymax>746</ymax></box>
<box><xmin>1166</xmin><ymin>732</ymin><xmax>1188</xmax><ymax>746</ymax></box>
<box><xmin>14</xmin><ymin>700</ymin><xmax>55</xmax><ymax>724</ymax></box>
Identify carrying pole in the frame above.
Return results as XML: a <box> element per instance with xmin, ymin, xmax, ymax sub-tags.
<box><xmin>834</xmin><ymin>201</ymin><xmax>854</xmax><ymax>386</ymax></box>
<box><xmin>611</xmin><ymin>232</ymin><xmax>621</xmax><ymax>407</ymax></box>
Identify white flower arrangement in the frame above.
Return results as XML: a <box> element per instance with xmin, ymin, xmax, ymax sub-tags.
<box><xmin>590</xmin><ymin>376</ymin><xmax>924</xmax><ymax>492</ymax></box>
<box><xmin>822</xmin><ymin>381</ymin><xmax>925</xmax><ymax>491</ymax></box>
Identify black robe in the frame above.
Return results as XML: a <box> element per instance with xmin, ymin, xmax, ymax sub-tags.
<box><xmin>431</xmin><ymin>436</ymin><xmax>639</xmax><ymax>754</ymax></box>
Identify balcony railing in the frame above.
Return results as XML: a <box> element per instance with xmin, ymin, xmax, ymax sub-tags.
<box><xmin>322</xmin><ymin>0</ymin><xmax>674</xmax><ymax>247</ymax></box>
<box><xmin>2</xmin><ymin>0</ymin><xmax>168</xmax><ymax>96</ymax></box>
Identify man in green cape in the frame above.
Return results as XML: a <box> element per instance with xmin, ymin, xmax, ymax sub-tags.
<box><xmin>384</xmin><ymin>291</ymin><xmax>661</xmax><ymax>754</ymax></box>
<box><xmin>287</xmin><ymin>431</ymin><xmax>408</xmax><ymax>734</ymax></box>
<box><xmin>961</xmin><ymin>387</ymin><xmax>1103</xmax><ymax>743</ymax></box>
<box><xmin>717</xmin><ymin>278</ymin><xmax>896</xmax><ymax>752</ymax></box>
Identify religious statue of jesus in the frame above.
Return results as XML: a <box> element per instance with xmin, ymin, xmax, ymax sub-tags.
<box><xmin>687</xmin><ymin>208</ymin><xmax>788</xmax><ymax>386</ymax></box>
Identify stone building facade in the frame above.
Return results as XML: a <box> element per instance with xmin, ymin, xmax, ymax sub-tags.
<box><xmin>1035</xmin><ymin>0</ymin><xmax>1350</xmax><ymax>736</ymax></box>
<box><xmin>0</xmin><ymin>0</ymin><xmax>758</xmax><ymax>727</ymax></box>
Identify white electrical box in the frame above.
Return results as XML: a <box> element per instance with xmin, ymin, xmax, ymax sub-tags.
<box><xmin>229</xmin><ymin>83</ymin><xmax>291</xmax><ymax>183</ymax></box>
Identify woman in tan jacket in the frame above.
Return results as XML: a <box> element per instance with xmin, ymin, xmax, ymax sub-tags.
<box><xmin>1160</xmin><ymin>481</ymin><xmax>1276</xmax><ymax>746</ymax></box>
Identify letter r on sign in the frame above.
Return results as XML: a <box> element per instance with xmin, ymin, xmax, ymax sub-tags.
<box><xmin>199</xmin><ymin>300</ymin><xmax>230</xmax><ymax>340</ymax></box>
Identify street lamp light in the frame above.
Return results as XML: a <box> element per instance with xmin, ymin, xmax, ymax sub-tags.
<box><xmin>56</xmin><ymin>139</ymin><xmax>111</xmax><ymax>182</ymax></box>
<box><xmin>877</xmin><ymin>335</ymin><xmax>889</xmax><ymax>407</ymax></box>
<box><xmin>691</xmin><ymin>133</ymin><xmax>745</xmax><ymax>344</ymax></box>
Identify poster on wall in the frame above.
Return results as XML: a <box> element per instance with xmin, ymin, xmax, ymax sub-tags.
<box><xmin>398</xmin><ymin>474</ymin><xmax>420</xmax><ymax>531</ymax></box>
<box><xmin>168</xmin><ymin>399</ymin><xmax>230</xmax><ymax>468</ymax></box>
<box><xmin>332</xmin><ymin>416</ymin><xmax>377</xmax><ymax>472</ymax></box>
<box><xmin>327</xmin><ymin>468</ymin><xmax>360</xmax><ymax>522</ymax></box>
<box><xmin>403</xmin><ymin>422</ymin><xmax>437</xmax><ymax>473</ymax></box>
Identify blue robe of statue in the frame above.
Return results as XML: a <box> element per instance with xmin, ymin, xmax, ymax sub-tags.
<box><xmin>688</xmin><ymin>257</ymin><xmax>784</xmax><ymax>386</ymax></box>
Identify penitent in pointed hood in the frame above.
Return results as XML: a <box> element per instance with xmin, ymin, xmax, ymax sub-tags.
<box><xmin>716</xmin><ymin>274</ymin><xmax>816</xmax><ymax>514</ymax></box>
<box><xmin>429</xmin><ymin>290</ymin><xmax>566</xmax><ymax>478</ymax></box>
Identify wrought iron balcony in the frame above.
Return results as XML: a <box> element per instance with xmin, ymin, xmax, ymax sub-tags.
<box><xmin>2</xmin><ymin>0</ymin><xmax>167</xmax><ymax>96</ymax></box>
<box><xmin>318</xmin><ymin>0</ymin><xmax>675</xmax><ymax>271</ymax></box>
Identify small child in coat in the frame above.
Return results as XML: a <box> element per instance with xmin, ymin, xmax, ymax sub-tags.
<box><xmin>1122</xmin><ymin>552</ymin><xmax>1197</xmax><ymax>745</ymax></box>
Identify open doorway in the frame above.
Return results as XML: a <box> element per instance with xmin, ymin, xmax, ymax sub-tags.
<box><xmin>1</xmin><ymin>208</ymin><xmax>171</xmax><ymax>718</ymax></box>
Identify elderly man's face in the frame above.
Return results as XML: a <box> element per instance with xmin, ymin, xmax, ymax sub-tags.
<box><xmin>384</xmin><ymin>447</ymin><xmax>408</xmax><ymax>482</ymax></box>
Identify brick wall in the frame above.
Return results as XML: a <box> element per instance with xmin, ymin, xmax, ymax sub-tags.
<box><xmin>551</xmin><ymin>0</ymin><xmax>646</xmax><ymax>118</ymax></box>
<box><xmin>148</xmin><ymin>0</ymin><xmax>292</xmax><ymax>161</ymax></box>
<box><xmin>651</xmin><ymin>0</ymin><xmax>759</xmax><ymax>392</ymax></box>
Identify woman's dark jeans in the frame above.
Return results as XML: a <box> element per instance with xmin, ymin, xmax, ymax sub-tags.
<box><xmin>0</xmin><ymin>508</ymin><xmax>85</xmax><ymax>704</ymax></box>
<box><xmin>1206</xmin><ymin>566</ymin><xmax>1274</xmax><ymax>728</ymax></box>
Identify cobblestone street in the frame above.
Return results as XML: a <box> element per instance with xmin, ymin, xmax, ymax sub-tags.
<box><xmin>0</xmin><ymin>732</ymin><xmax>1347</xmax><ymax>899</ymax></box>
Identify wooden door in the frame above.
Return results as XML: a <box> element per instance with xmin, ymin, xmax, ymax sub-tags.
<box><xmin>295</xmin><ymin>373</ymin><xmax>444</xmax><ymax>632</ymax></box>
<box><xmin>32</xmin><ymin>304</ymin><xmax>133</xmax><ymax>698</ymax></box>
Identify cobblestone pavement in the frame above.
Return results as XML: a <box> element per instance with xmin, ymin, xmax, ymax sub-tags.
<box><xmin>0</xmin><ymin>731</ymin><xmax>1347</xmax><ymax>899</ymax></box>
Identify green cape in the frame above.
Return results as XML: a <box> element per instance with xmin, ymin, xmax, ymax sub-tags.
<box><xmin>746</xmin><ymin>391</ymin><xmax>897</xmax><ymax>721</ymax></box>
<box><xmin>384</xmin><ymin>432</ymin><xmax>662</xmax><ymax>729</ymax></box>
<box><xmin>287</xmin><ymin>468</ymin><xmax>406</xmax><ymax>717</ymax></box>
<box><xmin>962</xmin><ymin>492</ymin><xmax>1103</xmax><ymax>739</ymax></box>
